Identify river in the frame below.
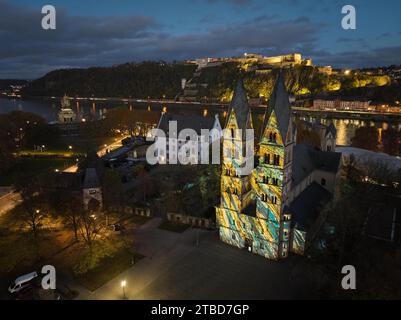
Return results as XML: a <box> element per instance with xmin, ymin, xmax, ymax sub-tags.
<box><xmin>1</xmin><ymin>97</ymin><xmax>401</xmax><ymax>147</ymax></box>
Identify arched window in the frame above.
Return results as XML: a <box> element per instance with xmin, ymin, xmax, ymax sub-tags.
<box><xmin>321</xmin><ymin>178</ymin><xmax>326</xmax><ymax>186</ymax></box>
<box><xmin>273</xmin><ymin>133</ymin><xmax>277</xmax><ymax>142</ymax></box>
<box><xmin>273</xmin><ymin>155</ymin><xmax>280</xmax><ymax>165</ymax></box>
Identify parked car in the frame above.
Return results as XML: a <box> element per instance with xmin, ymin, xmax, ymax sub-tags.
<box><xmin>8</xmin><ymin>271</ymin><xmax>38</xmax><ymax>294</ymax></box>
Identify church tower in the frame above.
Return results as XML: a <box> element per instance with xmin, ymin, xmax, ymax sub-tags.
<box><xmin>216</xmin><ymin>79</ymin><xmax>254</xmax><ymax>249</ymax></box>
<box><xmin>216</xmin><ymin>74</ymin><xmax>295</xmax><ymax>260</ymax></box>
<box><xmin>254</xmin><ymin>72</ymin><xmax>294</xmax><ymax>259</ymax></box>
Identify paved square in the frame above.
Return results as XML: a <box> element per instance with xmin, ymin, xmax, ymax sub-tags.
<box><xmin>76</xmin><ymin>218</ymin><xmax>321</xmax><ymax>300</ymax></box>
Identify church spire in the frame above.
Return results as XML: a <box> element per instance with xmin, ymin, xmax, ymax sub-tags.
<box><xmin>227</xmin><ymin>78</ymin><xmax>250</xmax><ymax>131</ymax></box>
<box><xmin>262</xmin><ymin>71</ymin><xmax>291</xmax><ymax>140</ymax></box>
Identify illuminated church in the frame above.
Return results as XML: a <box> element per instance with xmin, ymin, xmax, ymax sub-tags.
<box><xmin>216</xmin><ymin>73</ymin><xmax>341</xmax><ymax>260</ymax></box>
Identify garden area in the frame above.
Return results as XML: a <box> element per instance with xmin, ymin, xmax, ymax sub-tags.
<box><xmin>0</xmin><ymin>157</ymin><xmax>76</xmax><ymax>186</ymax></box>
<box><xmin>0</xmin><ymin>199</ymin><xmax>150</xmax><ymax>298</ymax></box>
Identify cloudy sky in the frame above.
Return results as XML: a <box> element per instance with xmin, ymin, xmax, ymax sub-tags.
<box><xmin>1</xmin><ymin>0</ymin><xmax>401</xmax><ymax>79</ymax></box>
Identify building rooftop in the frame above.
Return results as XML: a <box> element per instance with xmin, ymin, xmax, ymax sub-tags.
<box><xmin>325</xmin><ymin>122</ymin><xmax>337</xmax><ymax>137</ymax></box>
<box><xmin>83</xmin><ymin>168</ymin><xmax>100</xmax><ymax>189</ymax></box>
<box><xmin>292</xmin><ymin>143</ymin><xmax>342</xmax><ymax>186</ymax></box>
<box><xmin>290</xmin><ymin>182</ymin><xmax>332</xmax><ymax>231</ymax></box>
<box><xmin>158</xmin><ymin>112</ymin><xmax>218</xmax><ymax>136</ymax></box>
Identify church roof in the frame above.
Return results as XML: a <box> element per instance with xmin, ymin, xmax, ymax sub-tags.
<box><xmin>292</xmin><ymin>143</ymin><xmax>342</xmax><ymax>186</ymax></box>
<box><xmin>326</xmin><ymin>122</ymin><xmax>337</xmax><ymax>137</ymax></box>
<box><xmin>227</xmin><ymin>79</ymin><xmax>251</xmax><ymax>131</ymax></box>
<box><xmin>262</xmin><ymin>72</ymin><xmax>292</xmax><ymax>140</ymax></box>
<box><xmin>83</xmin><ymin>168</ymin><xmax>101</xmax><ymax>189</ymax></box>
<box><xmin>290</xmin><ymin>182</ymin><xmax>332</xmax><ymax>231</ymax></box>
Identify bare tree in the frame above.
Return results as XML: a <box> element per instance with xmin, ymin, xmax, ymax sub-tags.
<box><xmin>77</xmin><ymin>210</ymin><xmax>98</xmax><ymax>248</ymax></box>
<box><xmin>14</xmin><ymin>175</ymin><xmax>47</xmax><ymax>245</ymax></box>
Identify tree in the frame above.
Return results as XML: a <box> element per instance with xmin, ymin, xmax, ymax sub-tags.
<box><xmin>77</xmin><ymin>210</ymin><xmax>99</xmax><ymax>249</ymax></box>
<box><xmin>381</xmin><ymin>128</ymin><xmax>401</xmax><ymax>156</ymax></box>
<box><xmin>102</xmin><ymin>169</ymin><xmax>125</xmax><ymax>212</ymax></box>
<box><xmin>59</xmin><ymin>193</ymin><xmax>82</xmax><ymax>242</ymax></box>
<box><xmin>13</xmin><ymin>175</ymin><xmax>47</xmax><ymax>247</ymax></box>
<box><xmin>351</xmin><ymin>126</ymin><xmax>379</xmax><ymax>151</ymax></box>
<box><xmin>136</xmin><ymin>169</ymin><xmax>154</xmax><ymax>203</ymax></box>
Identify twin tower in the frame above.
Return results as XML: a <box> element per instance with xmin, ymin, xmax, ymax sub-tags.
<box><xmin>216</xmin><ymin>73</ymin><xmax>295</xmax><ymax>260</ymax></box>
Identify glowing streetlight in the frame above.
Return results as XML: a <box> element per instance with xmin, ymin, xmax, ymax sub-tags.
<box><xmin>121</xmin><ymin>280</ymin><xmax>127</xmax><ymax>299</ymax></box>
<box><xmin>68</xmin><ymin>145</ymin><xmax>73</xmax><ymax>150</ymax></box>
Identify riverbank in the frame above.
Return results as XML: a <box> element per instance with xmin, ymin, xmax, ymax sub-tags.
<box><xmin>7</xmin><ymin>95</ymin><xmax>401</xmax><ymax>121</ymax></box>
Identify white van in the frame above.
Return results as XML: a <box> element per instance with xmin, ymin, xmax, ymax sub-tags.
<box><xmin>8</xmin><ymin>271</ymin><xmax>38</xmax><ymax>294</ymax></box>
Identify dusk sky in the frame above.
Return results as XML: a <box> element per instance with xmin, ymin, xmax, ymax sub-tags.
<box><xmin>1</xmin><ymin>0</ymin><xmax>401</xmax><ymax>79</ymax></box>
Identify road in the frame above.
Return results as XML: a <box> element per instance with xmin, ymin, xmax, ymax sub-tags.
<box><xmin>64</xmin><ymin>136</ymin><xmax>128</xmax><ymax>173</ymax></box>
<box><xmin>73</xmin><ymin>218</ymin><xmax>321</xmax><ymax>300</ymax></box>
<box><xmin>0</xmin><ymin>190</ymin><xmax>21</xmax><ymax>217</ymax></box>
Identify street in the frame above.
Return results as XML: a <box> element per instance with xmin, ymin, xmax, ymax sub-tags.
<box><xmin>0</xmin><ymin>188</ymin><xmax>21</xmax><ymax>217</ymax></box>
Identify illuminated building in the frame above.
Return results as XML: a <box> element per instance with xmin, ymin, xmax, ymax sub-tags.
<box><xmin>313</xmin><ymin>98</ymin><xmax>371</xmax><ymax>111</ymax></box>
<box><xmin>58</xmin><ymin>94</ymin><xmax>77</xmax><ymax>123</ymax></box>
<box><xmin>155</xmin><ymin>112</ymin><xmax>222</xmax><ymax>164</ymax></box>
<box><xmin>216</xmin><ymin>74</ymin><xmax>341</xmax><ymax>260</ymax></box>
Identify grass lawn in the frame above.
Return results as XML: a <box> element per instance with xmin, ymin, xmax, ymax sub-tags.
<box><xmin>76</xmin><ymin>249</ymin><xmax>144</xmax><ymax>292</ymax></box>
<box><xmin>158</xmin><ymin>220</ymin><xmax>190</xmax><ymax>233</ymax></box>
<box><xmin>0</xmin><ymin>157</ymin><xmax>75</xmax><ymax>186</ymax></box>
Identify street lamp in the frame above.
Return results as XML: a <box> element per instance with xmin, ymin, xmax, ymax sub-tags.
<box><xmin>121</xmin><ymin>280</ymin><xmax>127</xmax><ymax>299</ymax></box>
<box><xmin>68</xmin><ymin>145</ymin><xmax>73</xmax><ymax>150</ymax></box>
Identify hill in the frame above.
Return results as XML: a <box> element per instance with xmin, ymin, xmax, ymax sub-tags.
<box><xmin>20</xmin><ymin>61</ymin><xmax>401</xmax><ymax>104</ymax></box>
<box><xmin>22</xmin><ymin>62</ymin><xmax>196</xmax><ymax>99</ymax></box>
